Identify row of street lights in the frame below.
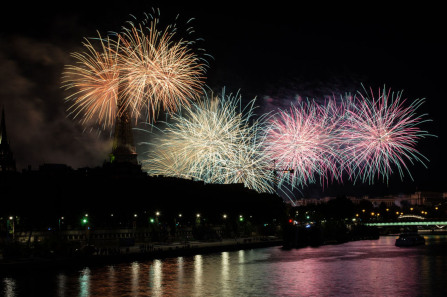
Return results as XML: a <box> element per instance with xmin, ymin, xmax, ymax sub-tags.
<box><xmin>78</xmin><ymin>212</ymin><xmax>247</xmax><ymax>227</ymax></box>
<box><xmin>2</xmin><ymin>211</ymin><xmax>255</xmax><ymax>239</ymax></box>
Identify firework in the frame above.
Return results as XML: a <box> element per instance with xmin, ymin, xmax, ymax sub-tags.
<box><xmin>141</xmin><ymin>90</ymin><xmax>274</xmax><ymax>193</ymax></box>
<box><xmin>262</xmin><ymin>99</ymin><xmax>343</xmax><ymax>188</ymax></box>
<box><xmin>62</xmin><ymin>34</ymin><xmax>120</xmax><ymax>128</ymax></box>
<box><xmin>62</xmin><ymin>13</ymin><xmax>207</xmax><ymax>129</ymax></box>
<box><xmin>118</xmin><ymin>18</ymin><xmax>208</xmax><ymax>121</ymax></box>
<box><xmin>341</xmin><ymin>85</ymin><xmax>433</xmax><ymax>184</ymax></box>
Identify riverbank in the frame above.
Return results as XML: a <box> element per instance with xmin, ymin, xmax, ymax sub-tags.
<box><xmin>0</xmin><ymin>236</ymin><xmax>283</xmax><ymax>274</ymax></box>
<box><xmin>282</xmin><ymin>223</ymin><xmax>380</xmax><ymax>249</ymax></box>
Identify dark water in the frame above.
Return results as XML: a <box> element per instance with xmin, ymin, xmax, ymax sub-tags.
<box><xmin>2</xmin><ymin>235</ymin><xmax>447</xmax><ymax>296</ymax></box>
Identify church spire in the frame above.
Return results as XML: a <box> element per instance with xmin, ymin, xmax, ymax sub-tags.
<box><xmin>0</xmin><ymin>106</ymin><xmax>17</xmax><ymax>172</ymax></box>
<box><xmin>0</xmin><ymin>105</ymin><xmax>7</xmax><ymax>145</ymax></box>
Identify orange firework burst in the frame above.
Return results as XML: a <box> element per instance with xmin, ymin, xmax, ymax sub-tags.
<box><xmin>62</xmin><ymin>14</ymin><xmax>207</xmax><ymax>129</ymax></box>
<box><xmin>118</xmin><ymin>19</ymin><xmax>207</xmax><ymax>121</ymax></box>
<box><xmin>62</xmin><ymin>34</ymin><xmax>120</xmax><ymax>129</ymax></box>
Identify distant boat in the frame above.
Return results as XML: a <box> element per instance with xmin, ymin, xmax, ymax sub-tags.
<box><xmin>395</xmin><ymin>233</ymin><xmax>425</xmax><ymax>247</ymax></box>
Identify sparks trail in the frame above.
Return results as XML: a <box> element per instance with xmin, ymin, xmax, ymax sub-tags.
<box><xmin>262</xmin><ymin>99</ymin><xmax>343</xmax><ymax>189</ymax></box>
<box><xmin>117</xmin><ymin>15</ymin><xmax>208</xmax><ymax>121</ymax></box>
<box><xmin>62</xmin><ymin>34</ymin><xmax>120</xmax><ymax>129</ymax></box>
<box><xmin>62</xmin><ymin>11</ymin><xmax>208</xmax><ymax>129</ymax></box>
<box><xmin>340</xmin><ymin>84</ymin><xmax>434</xmax><ymax>184</ymax></box>
<box><xmin>140</xmin><ymin>89</ymin><xmax>274</xmax><ymax>194</ymax></box>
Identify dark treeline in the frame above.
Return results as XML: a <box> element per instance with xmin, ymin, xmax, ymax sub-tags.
<box><xmin>0</xmin><ymin>164</ymin><xmax>287</xmax><ymax>232</ymax></box>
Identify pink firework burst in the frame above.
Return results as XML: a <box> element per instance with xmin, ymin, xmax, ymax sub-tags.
<box><xmin>262</xmin><ymin>99</ymin><xmax>343</xmax><ymax>188</ymax></box>
<box><xmin>341</xmin><ymin>85</ymin><xmax>433</xmax><ymax>184</ymax></box>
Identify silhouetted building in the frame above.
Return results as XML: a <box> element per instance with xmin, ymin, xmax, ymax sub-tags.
<box><xmin>106</xmin><ymin>105</ymin><xmax>143</xmax><ymax>176</ymax></box>
<box><xmin>110</xmin><ymin>107</ymin><xmax>138</xmax><ymax>165</ymax></box>
<box><xmin>0</xmin><ymin>106</ymin><xmax>16</xmax><ymax>172</ymax></box>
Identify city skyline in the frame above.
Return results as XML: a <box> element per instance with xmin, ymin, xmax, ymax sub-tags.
<box><xmin>0</xmin><ymin>2</ymin><xmax>445</xmax><ymax>197</ymax></box>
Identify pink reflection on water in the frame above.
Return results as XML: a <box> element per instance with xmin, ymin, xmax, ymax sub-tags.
<box><xmin>269</xmin><ymin>236</ymin><xmax>427</xmax><ymax>296</ymax></box>
<box><xmin>19</xmin><ymin>235</ymin><xmax>444</xmax><ymax>296</ymax></box>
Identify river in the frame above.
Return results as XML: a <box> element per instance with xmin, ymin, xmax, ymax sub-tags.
<box><xmin>2</xmin><ymin>235</ymin><xmax>447</xmax><ymax>296</ymax></box>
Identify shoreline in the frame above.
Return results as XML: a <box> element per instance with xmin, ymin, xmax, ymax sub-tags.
<box><xmin>0</xmin><ymin>237</ymin><xmax>283</xmax><ymax>274</ymax></box>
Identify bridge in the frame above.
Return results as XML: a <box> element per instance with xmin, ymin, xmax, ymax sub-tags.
<box><xmin>365</xmin><ymin>221</ymin><xmax>447</xmax><ymax>227</ymax></box>
<box><xmin>364</xmin><ymin>215</ymin><xmax>447</xmax><ymax>228</ymax></box>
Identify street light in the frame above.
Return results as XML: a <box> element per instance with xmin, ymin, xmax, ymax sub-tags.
<box><xmin>59</xmin><ymin>216</ymin><xmax>64</xmax><ymax>231</ymax></box>
<box><xmin>8</xmin><ymin>216</ymin><xmax>15</xmax><ymax>240</ymax></box>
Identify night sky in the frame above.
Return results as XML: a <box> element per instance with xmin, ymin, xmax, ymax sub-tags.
<box><xmin>1</xmin><ymin>1</ymin><xmax>445</xmax><ymax>197</ymax></box>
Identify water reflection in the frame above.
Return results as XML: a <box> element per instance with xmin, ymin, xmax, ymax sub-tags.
<box><xmin>107</xmin><ymin>266</ymin><xmax>116</xmax><ymax>295</ymax></box>
<box><xmin>57</xmin><ymin>274</ymin><xmax>66</xmax><ymax>297</ymax></box>
<box><xmin>221</xmin><ymin>252</ymin><xmax>230</xmax><ymax>296</ymax></box>
<box><xmin>193</xmin><ymin>255</ymin><xmax>203</xmax><ymax>296</ymax></box>
<box><xmin>131</xmin><ymin>262</ymin><xmax>140</xmax><ymax>296</ymax></box>
<box><xmin>177</xmin><ymin>257</ymin><xmax>184</xmax><ymax>285</ymax></box>
<box><xmin>2</xmin><ymin>235</ymin><xmax>447</xmax><ymax>296</ymax></box>
<box><xmin>150</xmin><ymin>259</ymin><xmax>163</xmax><ymax>297</ymax></box>
<box><xmin>78</xmin><ymin>267</ymin><xmax>90</xmax><ymax>297</ymax></box>
<box><xmin>3</xmin><ymin>278</ymin><xmax>16</xmax><ymax>297</ymax></box>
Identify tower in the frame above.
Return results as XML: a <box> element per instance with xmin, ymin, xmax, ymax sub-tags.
<box><xmin>109</xmin><ymin>106</ymin><xmax>138</xmax><ymax>165</ymax></box>
<box><xmin>0</xmin><ymin>106</ymin><xmax>17</xmax><ymax>172</ymax></box>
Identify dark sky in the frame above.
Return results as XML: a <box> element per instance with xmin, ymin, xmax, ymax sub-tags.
<box><xmin>1</xmin><ymin>1</ymin><xmax>445</xmax><ymax>197</ymax></box>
